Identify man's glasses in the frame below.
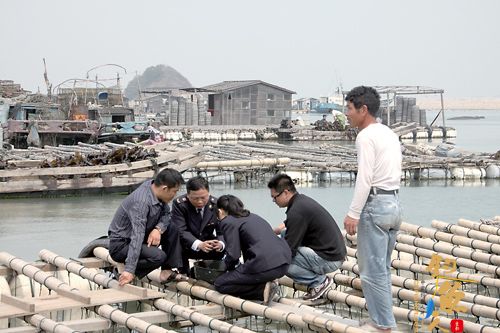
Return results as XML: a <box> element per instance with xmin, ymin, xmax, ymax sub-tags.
<box><xmin>271</xmin><ymin>190</ymin><xmax>284</xmax><ymax>201</ymax></box>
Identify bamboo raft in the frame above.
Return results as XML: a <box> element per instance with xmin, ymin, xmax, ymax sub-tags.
<box><xmin>0</xmin><ymin>141</ymin><xmax>205</xmax><ymax>197</ymax></box>
<box><xmin>190</xmin><ymin>141</ymin><xmax>500</xmax><ymax>183</ymax></box>
<box><xmin>1</xmin><ymin>139</ymin><xmax>499</xmax><ymax>197</ymax></box>
<box><xmin>1</xmin><ymin>216</ymin><xmax>500</xmax><ymax>332</ymax></box>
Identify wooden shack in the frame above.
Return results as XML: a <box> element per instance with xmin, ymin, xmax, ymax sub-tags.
<box><xmin>203</xmin><ymin>80</ymin><xmax>295</xmax><ymax>126</ymax></box>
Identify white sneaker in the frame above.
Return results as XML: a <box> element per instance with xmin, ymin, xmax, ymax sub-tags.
<box><xmin>303</xmin><ymin>276</ymin><xmax>333</xmax><ymax>301</ymax></box>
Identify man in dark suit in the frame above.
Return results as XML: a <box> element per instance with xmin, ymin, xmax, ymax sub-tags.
<box><xmin>171</xmin><ymin>176</ymin><xmax>224</xmax><ymax>275</ymax></box>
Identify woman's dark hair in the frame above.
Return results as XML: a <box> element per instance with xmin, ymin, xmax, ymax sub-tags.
<box><xmin>217</xmin><ymin>195</ymin><xmax>250</xmax><ymax>218</ymax></box>
<box><xmin>154</xmin><ymin>168</ymin><xmax>184</xmax><ymax>188</ymax></box>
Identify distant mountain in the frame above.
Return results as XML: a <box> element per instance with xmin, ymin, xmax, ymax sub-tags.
<box><xmin>124</xmin><ymin>65</ymin><xmax>192</xmax><ymax>99</ymax></box>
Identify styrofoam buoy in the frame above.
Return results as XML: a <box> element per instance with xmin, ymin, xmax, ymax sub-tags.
<box><xmin>446</xmin><ymin>128</ymin><xmax>457</xmax><ymax>138</ymax></box>
<box><xmin>31</xmin><ymin>274</ymin><xmax>54</xmax><ymax>319</ymax></box>
<box><xmin>450</xmin><ymin>167</ymin><xmax>464</xmax><ymax>179</ymax></box>
<box><xmin>55</xmin><ymin>271</ymin><xmax>95</xmax><ymax>320</ymax></box>
<box><xmin>427</xmin><ymin>168</ymin><xmax>448</xmax><ymax>179</ymax></box>
<box><xmin>485</xmin><ymin>165</ymin><xmax>500</xmax><ymax>179</ymax></box>
<box><xmin>462</xmin><ymin>167</ymin><xmax>482</xmax><ymax>179</ymax></box>
<box><xmin>0</xmin><ymin>276</ymin><xmax>10</xmax><ymax>328</ymax></box>
<box><xmin>191</xmin><ymin>132</ymin><xmax>205</xmax><ymax>140</ymax></box>
<box><xmin>287</xmin><ymin>171</ymin><xmax>314</xmax><ymax>183</ymax></box>
<box><xmin>9</xmin><ymin>274</ymin><xmax>32</xmax><ymax>326</ymax></box>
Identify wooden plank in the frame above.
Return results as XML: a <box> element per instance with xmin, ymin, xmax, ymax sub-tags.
<box><xmin>0</xmin><ymin>294</ymin><xmax>35</xmax><ymax>312</ymax></box>
<box><xmin>56</xmin><ymin>288</ymin><xmax>91</xmax><ymax>304</ymax></box>
<box><xmin>0</xmin><ymin>317</ymin><xmax>111</xmax><ymax>333</ymax></box>
<box><xmin>0</xmin><ymin>146</ymin><xmax>202</xmax><ymax>178</ymax></box>
<box><xmin>0</xmin><ymin>258</ymin><xmax>109</xmax><ymax>277</ymax></box>
<box><xmin>0</xmin><ymin>154</ymin><xmax>201</xmax><ymax>194</ymax></box>
<box><xmin>0</xmin><ymin>287</ymin><xmax>165</xmax><ymax>319</ymax></box>
<box><xmin>0</xmin><ymin>176</ymin><xmax>147</xmax><ymax>193</ymax></box>
<box><xmin>0</xmin><ymin>302</ymin><xmax>31</xmax><ymax>319</ymax></box>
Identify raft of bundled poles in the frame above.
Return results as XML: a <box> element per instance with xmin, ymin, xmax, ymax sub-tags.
<box><xmin>1</xmin><ymin>216</ymin><xmax>500</xmax><ymax>333</ymax></box>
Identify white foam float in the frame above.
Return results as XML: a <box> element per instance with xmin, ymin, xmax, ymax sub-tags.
<box><xmin>238</xmin><ymin>132</ymin><xmax>256</xmax><ymax>140</ymax></box>
<box><xmin>0</xmin><ymin>276</ymin><xmax>10</xmax><ymax>328</ymax></box>
<box><xmin>485</xmin><ymin>165</ymin><xmax>500</xmax><ymax>179</ymax></box>
<box><xmin>8</xmin><ymin>274</ymin><xmax>32</xmax><ymax>326</ymax></box>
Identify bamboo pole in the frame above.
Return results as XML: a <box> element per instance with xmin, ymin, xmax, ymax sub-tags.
<box><xmin>92</xmin><ymin>306</ymin><xmax>170</xmax><ymax>333</ymax></box>
<box><xmin>26</xmin><ymin>314</ymin><xmax>79</xmax><ymax>333</ymax></box>
<box><xmin>432</xmin><ymin>220</ymin><xmax>500</xmax><ymax>244</ymax></box>
<box><xmin>195</xmin><ymin>158</ymin><xmax>290</xmax><ymax>169</ymax></box>
<box><xmin>339</xmin><ymin>257</ymin><xmax>500</xmax><ymax>320</ymax></box>
<box><xmin>93</xmin><ymin>247</ymin><xmax>365</xmax><ymax>333</ymax></box>
<box><xmin>0</xmin><ymin>252</ymin><xmax>83</xmax><ymax>295</ymax></box>
<box><xmin>458</xmin><ymin>219</ymin><xmax>500</xmax><ymax>236</ymax></box>
<box><xmin>393</xmin><ymin>251</ymin><xmax>500</xmax><ymax>289</ymax></box>
<box><xmin>394</xmin><ymin>242</ymin><xmax>500</xmax><ymax>283</ymax></box>
<box><xmin>152</xmin><ymin>299</ymin><xmax>255</xmax><ymax>333</ymax></box>
<box><xmin>344</xmin><ymin>230</ymin><xmax>500</xmax><ymax>278</ymax></box>
<box><xmin>347</xmin><ymin>244</ymin><xmax>500</xmax><ymax>288</ymax></box>
<box><xmin>397</xmin><ymin>233</ymin><xmax>500</xmax><ymax>266</ymax></box>
<box><xmin>400</xmin><ymin>222</ymin><xmax>500</xmax><ymax>254</ymax></box>
<box><xmin>173</xmin><ymin>281</ymin><xmax>364</xmax><ymax>333</ymax></box>
<box><xmin>42</xmin><ymin>249</ymin><xmax>255</xmax><ymax>333</ymax></box>
<box><xmin>0</xmin><ymin>251</ymin><xmax>172</xmax><ymax>333</ymax></box>
<box><xmin>346</xmin><ymin>247</ymin><xmax>500</xmax><ymax>304</ymax></box>
<box><xmin>279</xmin><ymin>273</ymin><xmax>500</xmax><ymax>333</ymax></box>
<box><xmin>336</xmin><ymin>256</ymin><xmax>500</xmax><ymax>309</ymax></box>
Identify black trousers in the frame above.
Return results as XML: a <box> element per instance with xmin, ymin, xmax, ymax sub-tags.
<box><xmin>214</xmin><ymin>263</ymin><xmax>289</xmax><ymax>301</ymax></box>
<box><xmin>109</xmin><ymin>224</ymin><xmax>184</xmax><ymax>279</ymax></box>
<box><xmin>179</xmin><ymin>247</ymin><xmax>225</xmax><ymax>275</ymax></box>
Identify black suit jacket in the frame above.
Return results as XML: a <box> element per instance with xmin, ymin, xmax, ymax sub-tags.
<box><xmin>171</xmin><ymin>194</ymin><xmax>222</xmax><ymax>249</ymax></box>
<box><xmin>220</xmin><ymin>213</ymin><xmax>291</xmax><ymax>274</ymax></box>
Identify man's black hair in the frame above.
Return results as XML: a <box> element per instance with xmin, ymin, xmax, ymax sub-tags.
<box><xmin>267</xmin><ymin>173</ymin><xmax>297</xmax><ymax>193</ymax></box>
<box><xmin>154</xmin><ymin>168</ymin><xmax>184</xmax><ymax>188</ymax></box>
<box><xmin>186</xmin><ymin>176</ymin><xmax>209</xmax><ymax>193</ymax></box>
<box><xmin>345</xmin><ymin>86</ymin><xmax>381</xmax><ymax>117</ymax></box>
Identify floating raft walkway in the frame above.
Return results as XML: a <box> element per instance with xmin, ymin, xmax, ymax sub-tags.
<box><xmin>158</xmin><ymin>123</ymin><xmax>457</xmax><ymax>142</ymax></box>
<box><xmin>1</xmin><ymin>216</ymin><xmax>500</xmax><ymax>332</ymax></box>
<box><xmin>190</xmin><ymin>141</ymin><xmax>500</xmax><ymax>183</ymax></box>
<box><xmin>0</xmin><ymin>141</ymin><xmax>204</xmax><ymax>197</ymax></box>
<box><xmin>1</xmin><ymin>139</ymin><xmax>499</xmax><ymax>197</ymax></box>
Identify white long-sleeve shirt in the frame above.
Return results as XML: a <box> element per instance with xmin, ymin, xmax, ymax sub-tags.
<box><xmin>347</xmin><ymin>123</ymin><xmax>402</xmax><ymax>220</ymax></box>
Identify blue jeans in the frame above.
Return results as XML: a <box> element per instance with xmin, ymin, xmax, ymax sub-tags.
<box><xmin>357</xmin><ymin>193</ymin><xmax>402</xmax><ymax>329</ymax></box>
<box><xmin>286</xmin><ymin>246</ymin><xmax>343</xmax><ymax>288</ymax></box>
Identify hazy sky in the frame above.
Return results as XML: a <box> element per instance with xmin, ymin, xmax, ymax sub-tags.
<box><xmin>1</xmin><ymin>0</ymin><xmax>499</xmax><ymax>98</ymax></box>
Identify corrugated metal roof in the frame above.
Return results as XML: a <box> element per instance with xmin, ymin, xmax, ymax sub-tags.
<box><xmin>202</xmin><ymin>80</ymin><xmax>296</xmax><ymax>94</ymax></box>
<box><xmin>342</xmin><ymin>86</ymin><xmax>444</xmax><ymax>95</ymax></box>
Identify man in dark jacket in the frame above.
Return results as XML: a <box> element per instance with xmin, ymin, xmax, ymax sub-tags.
<box><xmin>268</xmin><ymin>173</ymin><xmax>346</xmax><ymax>300</ymax></box>
<box><xmin>171</xmin><ymin>176</ymin><xmax>224</xmax><ymax>275</ymax></box>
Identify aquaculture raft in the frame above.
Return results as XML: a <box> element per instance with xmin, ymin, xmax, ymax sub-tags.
<box><xmin>0</xmin><ymin>141</ymin><xmax>204</xmax><ymax>197</ymax></box>
<box><xmin>1</xmin><ymin>216</ymin><xmax>500</xmax><ymax>332</ymax></box>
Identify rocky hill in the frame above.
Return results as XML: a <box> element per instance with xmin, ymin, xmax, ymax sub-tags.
<box><xmin>124</xmin><ymin>65</ymin><xmax>192</xmax><ymax>99</ymax></box>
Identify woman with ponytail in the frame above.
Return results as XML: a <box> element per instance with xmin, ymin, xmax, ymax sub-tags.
<box><xmin>213</xmin><ymin>195</ymin><xmax>291</xmax><ymax>305</ymax></box>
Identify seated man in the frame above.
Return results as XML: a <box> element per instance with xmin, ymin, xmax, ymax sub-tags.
<box><xmin>171</xmin><ymin>176</ymin><xmax>224</xmax><ymax>275</ymax></box>
<box><xmin>108</xmin><ymin>168</ymin><xmax>186</xmax><ymax>286</ymax></box>
<box><xmin>268</xmin><ymin>173</ymin><xmax>346</xmax><ymax>300</ymax></box>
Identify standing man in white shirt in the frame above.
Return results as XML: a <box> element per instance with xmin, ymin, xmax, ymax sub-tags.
<box><xmin>343</xmin><ymin>86</ymin><xmax>402</xmax><ymax>332</ymax></box>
